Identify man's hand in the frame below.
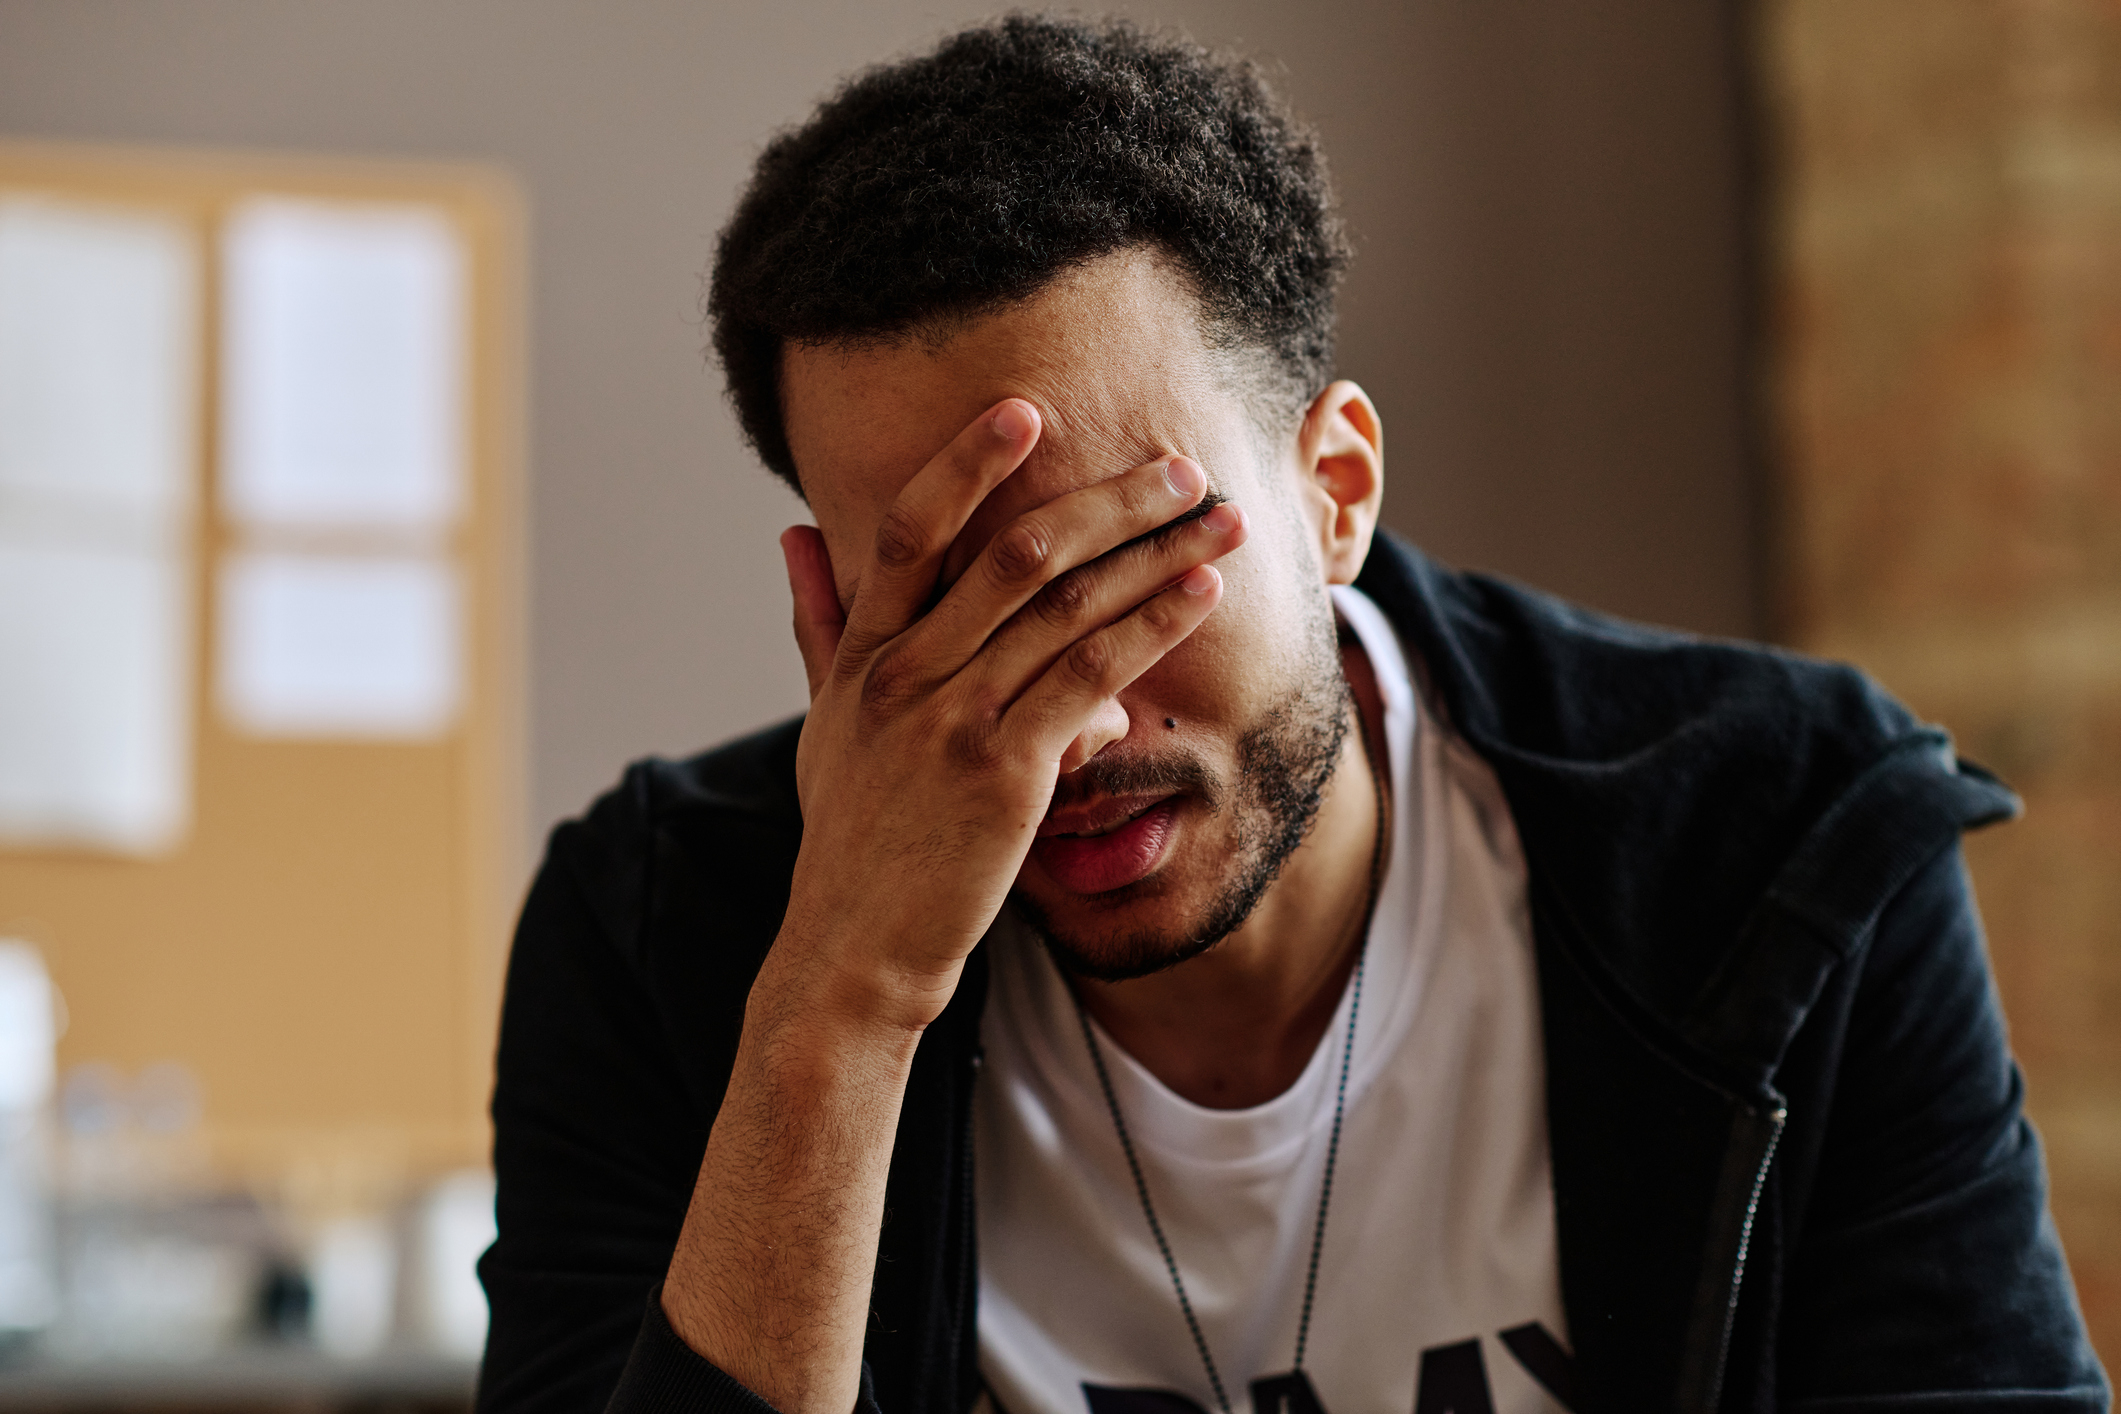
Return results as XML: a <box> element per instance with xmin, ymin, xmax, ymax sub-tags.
<box><xmin>661</xmin><ymin>397</ymin><xmax>1245</xmax><ymax>1413</ymax></box>
<box><xmin>776</xmin><ymin>396</ymin><xmax>1245</xmax><ymax>1034</ymax></box>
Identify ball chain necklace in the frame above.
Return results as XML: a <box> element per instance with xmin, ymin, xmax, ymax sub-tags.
<box><xmin>1069</xmin><ymin>732</ymin><xmax>1390</xmax><ymax>1414</ymax></box>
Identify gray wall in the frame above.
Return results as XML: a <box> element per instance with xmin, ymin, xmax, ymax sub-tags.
<box><xmin>0</xmin><ymin>0</ymin><xmax>1756</xmax><ymax>850</ymax></box>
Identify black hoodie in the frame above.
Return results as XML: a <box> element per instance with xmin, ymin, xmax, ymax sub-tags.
<box><xmin>477</xmin><ymin>533</ymin><xmax>2107</xmax><ymax>1414</ymax></box>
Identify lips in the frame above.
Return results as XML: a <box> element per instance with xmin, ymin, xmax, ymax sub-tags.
<box><xmin>1030</xmin><ymin>796</ymin><xmax>1179</xmax><ymax>895</ymax></box>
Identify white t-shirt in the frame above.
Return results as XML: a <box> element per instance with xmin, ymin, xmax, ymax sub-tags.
<box><xmin>974</xmin><ymin>586</ymin><xmax>1569</xmax><ymax>1414</ymax></box>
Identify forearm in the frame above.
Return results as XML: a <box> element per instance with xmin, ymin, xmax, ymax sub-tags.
<box><xmin>650</xmin><ymin>406</ymin><xmax>1233</xmax><ymax>1410</ymax></box>
<box><xmin>660</xmin><ymin>947</ymin><xmax>928</xmax><ymax>1414</ymax></box>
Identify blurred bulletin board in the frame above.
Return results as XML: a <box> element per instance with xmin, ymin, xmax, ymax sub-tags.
<box><xmin>0</xmin><ymin>141</ymin><xmax>523</xmax><ymax>1186</ymax></box>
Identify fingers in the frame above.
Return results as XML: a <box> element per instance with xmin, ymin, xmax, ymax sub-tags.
<box><xmin>1007</xmin><ymin>564</ymin><xmax>1225</xmax><ymax>762</ymax></box>
<box><xmin>837</xmin><ymin>399</ymin><xmax>1040</xmax><ymax>667</ymax></box>
<box><xmin>910</xmin><ymin>453</ymin><xmax>1217</xmax><ymax>679</ymax></box>
<box><xmin>960</xmin><ymin>497</ymin><xmax>1246</xmax><ymax>705</ymax></box>
<box><xmin>781</xmin><ymin>525</ymin><xmax>844</xmax><ymax>701</ymax></box>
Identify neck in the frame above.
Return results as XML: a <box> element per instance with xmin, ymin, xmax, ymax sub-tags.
<box><xmin>1073</xmin><ymin>640</ymin><xmax>1389</xmax><ymax>1109</ymax></box>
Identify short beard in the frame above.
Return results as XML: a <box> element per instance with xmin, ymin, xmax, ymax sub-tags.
<box><xmin>1013</xmin><ymin>618</ymin><xmax>1353</xmax><ymax>983</ymax></box>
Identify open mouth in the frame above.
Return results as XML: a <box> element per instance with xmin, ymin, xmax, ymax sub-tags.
<box><xmin>1052</xmin><ymin>800</ymin><xmax>1160</xmax><ymax>839</ymax></box>
<box><xmin>1030</xmin><ymin>796</ymin><xmax>1180</xmax><ymax>895</ymax></box>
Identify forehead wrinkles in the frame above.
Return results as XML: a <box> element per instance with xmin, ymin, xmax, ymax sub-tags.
<box><xmin>1005</xmin><ymin>308</ymin><xmax>1242</xmax><ymax>479</ymax></box>
<box><xmin>1013</xmin><ymin>376</ymin><xmax>1209</xmax><ymax>494</ymax></box>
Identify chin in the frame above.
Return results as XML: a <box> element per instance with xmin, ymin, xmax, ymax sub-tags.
<box><xmin>1015</xmin><ymin>643</ymin><xmax>1352</xmax><ymax>982</ymax></box>
<box><xmin>1008</xmin><ymin>862</ymin><xmax>1256</xmax><ymax>983</ymax></box>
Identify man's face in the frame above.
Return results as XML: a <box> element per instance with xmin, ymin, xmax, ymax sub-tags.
<box><xmin>781</xmin><ymin>248</ymin><xmax>1357</xmax><ymax>979</ymax></box>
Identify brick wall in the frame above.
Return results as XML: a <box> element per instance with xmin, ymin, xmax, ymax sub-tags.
<box><xmin>1763</xmin><ymin>0</ymin><xmax>2121</xmax><ymax>1368</ymax></box>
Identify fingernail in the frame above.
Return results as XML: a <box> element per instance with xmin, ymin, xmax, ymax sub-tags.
<box><xmin>1203</xmin><ymin>503</ymin><xmax>1242</xmax><ymax>534</ymax></box>
<box><xmin>992</xmin><ymin>401</ymin><xmax>1035</xmax><ymax>442</ymax></box>
<box><xmin>1180</xmin><ymin>565</ymin><xmax>1218</xmax><ymax>595</ymax></box>
<box><xmin>1164</xmin><ymin>457</ymin><xmax>1206</xmax><ymax>498</ymax></box>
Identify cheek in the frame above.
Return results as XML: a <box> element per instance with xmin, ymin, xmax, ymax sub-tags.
<box><xmin>1130</xmin><ymin>513</ymin><xmax>1324</xmax><ymax>711</ymax></box>
<box><xmin>1124</xmin><ymin>572</ymin><xmax>1287</xmax><ymax>724</ymax></box>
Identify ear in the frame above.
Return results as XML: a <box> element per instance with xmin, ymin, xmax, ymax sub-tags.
<box><xmin>1294</xmin><ymin>380</ymin><xmax>1384</xmax><ymax>586</ymax></box>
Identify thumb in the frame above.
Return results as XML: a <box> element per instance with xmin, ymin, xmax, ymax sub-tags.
<box><xmin>781</xmin><ymin>525</ymin><xmax>844</xmax><ymax>700</ymax></box>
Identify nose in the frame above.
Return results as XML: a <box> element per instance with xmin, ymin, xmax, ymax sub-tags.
<box><xmin>1058</xmin><ymin>697</ymin><xmax>1132</xmax><ymax>774</ymax></box>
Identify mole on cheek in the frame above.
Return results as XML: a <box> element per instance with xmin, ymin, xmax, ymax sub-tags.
<box><xmin>1164</xmin><ymin>717</ymin><xmax>1178</xmax><ymax>729</ymax></box>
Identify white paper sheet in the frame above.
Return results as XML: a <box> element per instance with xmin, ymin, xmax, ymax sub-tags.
<box><xmin>217</xmin><ymin>552</ymin><xmax>461</xmax><ymax>738</ymax></box>
<box><xmin>0</xmin><ymin>545</ymin><xmax>193</xmax><ymax>853</ymax></box>
<box><xmin>220</xmin><ymin>199</ymin><xmax>465</xmax><ymax>533</ymax></box>
<box><xmin>0</xmin><ymin>198</ymin><xmax>197</xmax><ymax>520</ymax></box>
<box><xmin>0</xmin><ymin>197</ymin><xmax>196</xmax><ymax>855</ymax></box>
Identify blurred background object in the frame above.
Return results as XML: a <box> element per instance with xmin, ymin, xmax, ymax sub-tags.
<box><xmin>1760</xmin><ymin>0</ymin><xmax>2121</xmax><ymax>1359</ymax></box>
<box><xmin>0</xmin><ymin>197</ymin><xmax>196</xmax><ymax>858</ymax></box>
<box><xmin>0</xmin><ymin>0</ymin><xmax>2112</xmax><ymax>1402</ymax></box>
<box><xmin>0</xmin><ymin>138</ymin><xmax>518</xmax><ymax>1404</ymax></box>
<box><xmin>0</xmin><ymin>142</ymin><xmax>522</xmax><ymax>1165</ymax></box>
<box><xmin>0</xmin><ymin>943</ymin><xmax>57</xmax><ymax>1347</ymax></box>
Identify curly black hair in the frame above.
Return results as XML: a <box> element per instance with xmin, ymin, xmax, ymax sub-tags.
<box><xmin>708</xmin><ymin>13</ymin><xmax>1350</xmax><ymax>493</ymax></box>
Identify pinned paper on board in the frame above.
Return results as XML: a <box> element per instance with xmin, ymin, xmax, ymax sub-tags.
<box><xmin>216</xmin><ymin>197</ymin><xmax>471</xmax><ymax>741</ymax></box>
<box><xmin>220</xmin><ymin>199</ymin><xmax>466</xmax><ymax>533</ymax></box>
<box><xmin>217</xmin><ymin>552</ymin><xmax>462</xmax><ymax>739</ymax></box>
<box><xmin>0</xmin><ymin>196</ymin><xmax>197</xmax><ymax>855</ymax></box>
<box><xmin>1</xmin><ymin>183</ymin><xmax>481</xmax><ymax>824</ymax></box>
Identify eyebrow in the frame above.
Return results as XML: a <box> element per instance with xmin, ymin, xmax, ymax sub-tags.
<box><xmin>1116</xmin><ymin>488</ymin><xmax>1230</xmax><ymax>554</ymax></box>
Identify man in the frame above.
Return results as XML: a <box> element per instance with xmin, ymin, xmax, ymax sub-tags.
<box><xmin>476</xmin><ymin>17</ymin><xmax>2107</xmax><ymax>1414</ymax></box>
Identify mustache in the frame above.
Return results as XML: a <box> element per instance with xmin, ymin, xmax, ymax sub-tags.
<box><xmin>1050</xmin><ymin>748</ymin><xmax>1220</xmax><ymax>811</ymax></box>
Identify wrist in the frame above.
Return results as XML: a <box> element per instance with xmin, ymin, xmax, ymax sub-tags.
<box><xmin>747</xmin><ymin>920</ymin><xmax>959</xmax><ymax>1058</ymax></box>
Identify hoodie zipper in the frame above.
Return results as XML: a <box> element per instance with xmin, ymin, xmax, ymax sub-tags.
<box><xmin>1682</xmin><ymin>1101</ymin><xmax>1787</xmax><ymax>1412</ymax></box>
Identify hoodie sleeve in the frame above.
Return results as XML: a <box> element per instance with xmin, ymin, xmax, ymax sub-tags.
<box><xmin>474</xmin><ymin>779</ymin><xmax>885</xmax><ymax>1414</ymax></box>
<box><xmin>474</xmin><ymin>808</ymin><xmax>705</xmax><ymax>1414</ymax></box>
<box><xmin>1776</xmin><ymin>845</ymin><xmax>2109</xmax><ymax>1410</ymax></box>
